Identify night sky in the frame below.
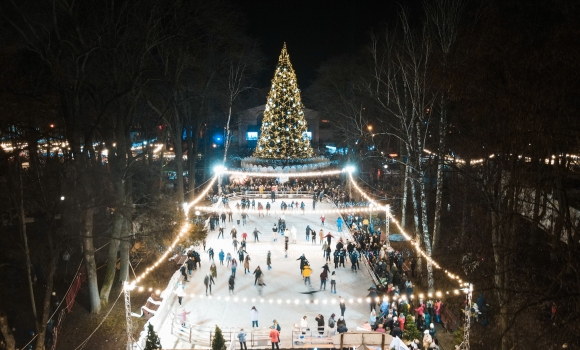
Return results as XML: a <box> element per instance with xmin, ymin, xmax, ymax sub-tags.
<box><xmin>236</xmin><ymin>0</ymin><xmax>420</xmax><ymax>88</ymax></box>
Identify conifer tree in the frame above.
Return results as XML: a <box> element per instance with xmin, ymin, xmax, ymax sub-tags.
<box><xmin>403</xmin><ymin>318</ymin><xmax>422</xmax><ymax>341</ymax></box>
<box><xmin>253</xmin><ymin>43</ymin><xmax>314</xmax><ymax>160</ymax></box>
<box><xmin>144</xmin><ymin>323</ymin><xmax>162</xmax><ymax>350</ymax></box>
<box><xmin>212</xmin><ymin>325</ymin><xmax>226</xmax><ymax>350</ymax></box>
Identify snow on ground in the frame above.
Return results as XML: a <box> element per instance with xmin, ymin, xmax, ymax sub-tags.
<box><xmin>158</xmin><ymin>197</ymin><xmax>376</xmax><ymax>349</ymax></box>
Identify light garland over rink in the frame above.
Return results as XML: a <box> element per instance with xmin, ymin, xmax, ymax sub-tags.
<box><xmin>126</xmin><ymin>284</ymin><xmax>471</xmax><ymax>301</ymax></box>
<box><xmin>347</xmin><ymin>173</ymin><xmax>468</xmax><ymax>287</ymax></box>
<box><xmin>128</xmin><ymin>175</ymin><xmax>217</xmax><ymax>287</ymax></box>
<box><xmin>223</xmin><ymin>168</ymin><xmax>346</xmax><ymax>178</ymax></box>
<box><xmin>193</xmin><ymin>205</ymin><xmax>382</xmax><ymax>215</ymax></box>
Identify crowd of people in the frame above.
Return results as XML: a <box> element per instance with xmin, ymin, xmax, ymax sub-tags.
<box><xmin>171</xmin><ymin>176</ymin><xmax>448</xmax><ymax>349</ymax></box>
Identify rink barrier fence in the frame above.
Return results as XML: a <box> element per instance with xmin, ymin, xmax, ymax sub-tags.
<box><xmin>323</xmin><ymin>194</ymin><xmax>384</xmax><ymax>289</ymax></box>
<box><xmin>170</xmin><ymin>313</ymin><xmax>275</xmax><ymax>348</ymax></box>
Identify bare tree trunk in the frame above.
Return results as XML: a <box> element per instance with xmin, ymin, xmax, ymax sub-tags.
<box><xmin>409</xmin><ymin>168</ymin><xmax>423</xmax><ymax>278</ymax></box>
<box><xmin>81</xmin><ymin>203</ymin><xmax>101</xmax><ymax>314</ymax></box>
<box><xmin>18</xmin><ymin>167</ymin><xmax>38</xmax><ymax>331</ymax></box>
<box><xmin>99</xmin><ymin>178</ymin><xmax>123</xmax><ymax>304</ymax></box>
<box><xmin>187</xmin><ymin>123</ymin><xmax>199</xmax><ymax>202</ymax></box>
<box><xmin>418</xmin><ymin>168</ymin><xmax>434</xmax><ymax>291</ymax></box>
<box><xmin>432</xmin><ymin>107</ymin><xmax>447</xmax><ymax>253</ymax></box>
<box><xmin>34</xmin><ymin>254</ymin><xmax>57</xmax><ymax>350</ymax></box>
<box><xmin>118</xmin><ymin>221</ymin><xmax>131</xmax><ymax>283</ymax></box>
<box><xmin>401</xmin><ymin>161</ymin><xmax>409</xmax><ymax>230</ymax></box>
<box><xmin>0</xmin><ymin>310</ymin><xmax>15</xmax><ymax>350</ymax></box>
<box><xmin>460</xmin><ymin>182</ymin><xmax>468</xmax><ymax>249</ymax></box>
<box><xmin>174</xmin><ymin>129</ymin><xmax>185</xmax><ymax>203</ymax></box>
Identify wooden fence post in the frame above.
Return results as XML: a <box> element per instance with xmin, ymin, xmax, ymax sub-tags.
<box><xmin>340</xmin><ymin>333</ymin><xmax>344</xmax><ymax>349</ymax></box>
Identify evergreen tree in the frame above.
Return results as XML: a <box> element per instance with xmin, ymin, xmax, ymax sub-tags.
<box><xmin>403</xmin><ymin>317</ymin><xmax>422</xmax><ymax>342</ymax></box>
<box><xmin>212</xmin><ymin>325</ymin><xmax>226</xmax><ymax>350</ymax></box>
<box><xmin>253</xmin><ymin>43</ymin><xmax>314</xmax><ymax>160</ymax></box>
<box><xmin>144</xmin><ymin>323</ymin><xmax>162</xmax><ymax>350</ymax></box>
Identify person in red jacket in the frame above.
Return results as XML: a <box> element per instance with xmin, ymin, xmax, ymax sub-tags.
<box><xmin>269</xmin><ymin>326</ymin><xmax>280</xmax><ymax>350</ymax></box>
<box><xmin>399</xmin><ymin>314</ymin><xmax>406</xmax><ymax>331</ymax></box>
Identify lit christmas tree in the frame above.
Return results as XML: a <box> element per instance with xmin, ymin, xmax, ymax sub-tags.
<box><xmin>253</xmin><ymin>43</ymin><xmax>315</xmax><ymax>160</ymax></box>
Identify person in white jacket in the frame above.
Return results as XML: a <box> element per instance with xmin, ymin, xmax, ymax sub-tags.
<box><xmin>174</xmin><ymin>285</ymin><xmax>185</xmax><ymax>307</ymax></box>
<box><xmin>300</xmin><ymin>315</ymin><xmax>309</xmax><ymax>333</ymax></box>
<box><xmin>250</xmin><ymin>306</ymin><xmax>259</xmax><ymax>328</ymax></box>
<box><xmin>291</xmin><ymin>226</ymin><xmax>297</xmax><ymax>244</ymax></box>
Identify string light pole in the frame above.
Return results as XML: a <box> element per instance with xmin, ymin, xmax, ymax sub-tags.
<box><xmin>384</xmin><ymin>205</ymin><xmax>390</xmax><ymax>248</ymax></box>
<box><xmin>460</xmin><ymin>283</ymin><xmax>473</xmax><ymax>350</ymax></box>
<box><xmin>124</xmin><ymin>282</ymin><xmax>134</xmax><ymax>350</ymax></box>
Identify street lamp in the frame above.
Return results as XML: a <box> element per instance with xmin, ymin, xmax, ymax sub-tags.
<box><xmin>367</xmin><ymin>125</ymin><xmax>373</xmax><ymax>131</ymax></box>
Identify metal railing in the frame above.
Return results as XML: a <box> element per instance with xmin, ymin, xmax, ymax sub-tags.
<box><xmin>170</xmin><ymin>313</ymin><xmax>274</xmax><ymax>348</ymax></box>
<box><xmin>325</xmin><ymin>195</ymin><xmax>384</xmax><ymax>288</ymax></box>
<box><xmin>291</xmin><ymin>329</ymin><xmax>334</xmax><ymax>347</ymax></box>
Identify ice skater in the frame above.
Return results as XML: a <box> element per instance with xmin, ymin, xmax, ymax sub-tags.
<box><xmin>204</xmin><ymin>272</ymin><xmax>215</xmax><ymax>295</ymax></box>
<box><xmin>178</xmin><ymin>309</ymin><xmax>190</xmax><ymax>327</ymax></box>
<box><xmin>244</xmin><ymin>255</ymin><xmax>251</xmax><ymax>274</ymax></box>
<box><xmin>267</xmin><ymin>251</ymin><xmax>272</xmax><ymax>270</ymax></box>
<box><xmin>324</xmin><ymin>232</ymin><xmax>335</xmax><ymax>246</ymax></box>
<box><xmin>302</xmin><ymin>264</ymin><xmax>312</xmax><ymax>285</ymax></box>
<box><xmin>284</xmin><ymin>236</ymin><xmax>289</xmax><ymax>258</ymax></box>
<box><xmin>256</xmin><ymin>275</ymin><xmax>266</xmax><ymax>296</ymax></box>
<box><xmin>253</xmin><ymin>228</ymin><xmax>261</xmax><ymax>242</ymax></box>
<box><xmin>219</xmin><ymin>249</ymin><xmax>225</xmax><ymax>265</ymax></box>
<box><xmin>297</xmin><ymin>254</ymin><xmax>308</xmax><ymax>274</ymax></box>
<box><xmin>272</xmin><ymin>223</ymin><xmax>278</xmax><ymax>242</ymax></box>
<box><xmin>229</xmin><ymin>274</ymin><xmax>235</xmax><ymax>295</ymax></box>
<box><xmin>330</xmin><ymin>271</ymin><xmax>337</xmax><ymax>294</ymax></box>
<box><xmin>253</xmin><ymin>266</ymin><xmax>263</xmax><ymax>285</ymax></box>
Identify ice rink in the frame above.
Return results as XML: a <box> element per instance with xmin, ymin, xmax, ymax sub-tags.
<box><xmin>157</xmin><ymin>197</ymin><xmax>376</xmax><ymax>349</ymax></box>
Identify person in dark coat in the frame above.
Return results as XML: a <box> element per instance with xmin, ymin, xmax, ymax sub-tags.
<box><xmin>187</xmin><ymin>257</ymin><xmax>196</xmax><ymax>275</ymax></box>
<box><xmin>229</xmin><ymin>275</ymin><xmax>235</xmax><ymax>295</ymax></box>
<box><xmin>180</xmin><ymin>265</ymin><xmax>188</xmax><ymax>282</ymax></box>
<box><xmin>204</xmin><ymin>273</ymin><xmax>215</xmax><ymax>295</ymax></box>
<box><xmin>297</xmin><ymin>254</ymin><xmax>307</xmax><ymax>273</ymax></box>
<box><xmin>336</xmin><ymin>316</ymin><xmax>348</xmax><ymax>333</ymax></box>
<box><xmin>253</xmin><ymin>266</ymin><xmax>263</xmax><ymax>285</ymax></box>
<box><xmin>391</xmin><ymin>325</ymin><xmax>403</xmax><ymax>338</ymax></box>
<box><xmin>315</xmin><ymin>314</ymin><xmax>325</xmax><ymax>334</ymax></box>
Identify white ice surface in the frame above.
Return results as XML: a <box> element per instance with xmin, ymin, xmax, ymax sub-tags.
<box><xmin>158</xmin><ymin>198</ymin><xmax>376</xmax><ymax>349</ymax></box>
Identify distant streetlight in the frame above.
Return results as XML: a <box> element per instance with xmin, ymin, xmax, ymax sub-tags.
<box><xmin>367</xmin><ymin>125</ymin><xmax>373</xmax><ymax>131</ymax></box>
<box><xmin>60</xmin><ymin>196</ymin><xmax>65</xmax><ymax>201</ymax></box>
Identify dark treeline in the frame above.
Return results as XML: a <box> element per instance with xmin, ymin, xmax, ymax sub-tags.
<box><xmin>307</xmin><ymin>0</ymin><xmax>580</xmax><ymax>349</ymax></box>
<box><xmin>0</xmin><ymin>0</ymin><xmax>261</xmax><ymax>349</ymax></box>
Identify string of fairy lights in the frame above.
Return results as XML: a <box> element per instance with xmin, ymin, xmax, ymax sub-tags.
<box><xmin>128</xmin><ymin>176</ymin><xmax>217</xmax><ymax>287</ymax></box>
<box><xmin>192</xmin><ymin>205</ymin><xmax>383</xmax><ymax>215</ymax></box>
<box><xmin>126</xmin><ymin>167</ymin><xmax>470</xmax><ymax>295</ymax></box>
<box><xmin>134</xmin><ymin>288</ymin><xmax>468</xmax><ymax>303</ymax></box>
<box><xmin>347</xmin><ymin>172</ymin><xmax>469</xmax><ymax>288</ymax></box>
<box><xmin>224</xmin><ymin>168</ymin><xmax>346</xmax><ymax>178</ymax></box>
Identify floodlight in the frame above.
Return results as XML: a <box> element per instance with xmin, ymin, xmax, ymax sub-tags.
<box><xmin>214</xmin><ymin>165</ymin><xmax>226</xmax><ymax>174</ymax></box>
<box><xmin>344</xmin><ymin>165</ymin><xmax>356</xmax><ymax>173</ymax></box>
